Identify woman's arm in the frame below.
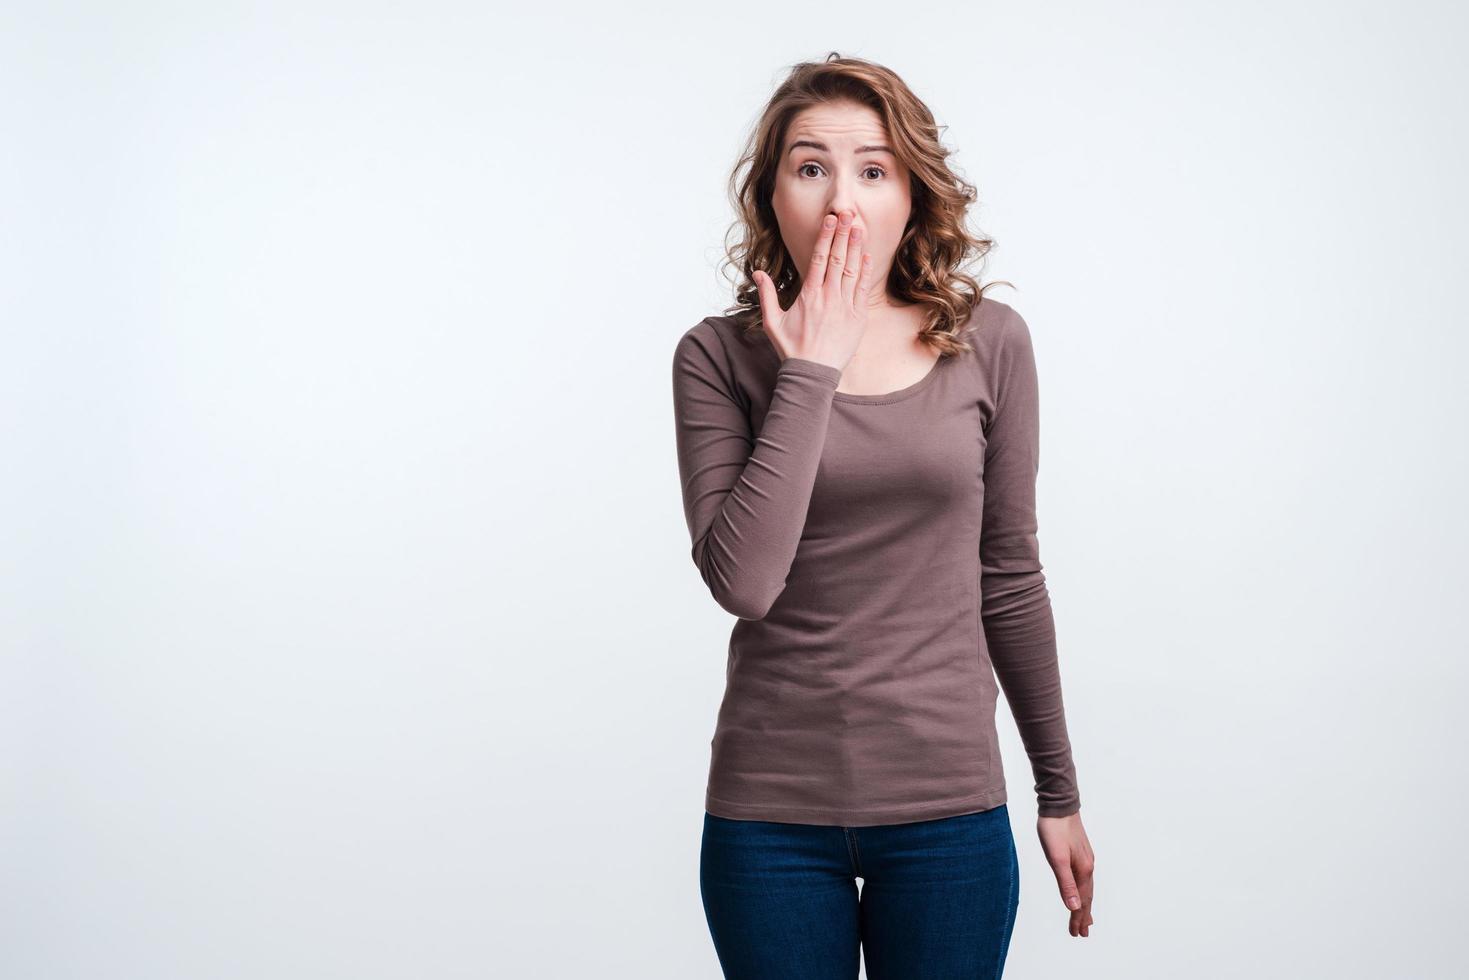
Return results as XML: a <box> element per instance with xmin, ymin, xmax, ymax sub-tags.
<box><xmin>672</xmin><ymin>321</ymin><xmax>842</xmax><ymax>620</ymax></box>
<box><xmin>979</xmin><ymin>307</ymin><xmax>1082</xmax><ymax>818</ymax></box>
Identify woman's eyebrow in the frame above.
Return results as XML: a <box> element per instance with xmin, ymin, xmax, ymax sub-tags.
<box><xmin>787</xmin><ymin>139</ymin><xmax>895</xmax><ymax>156</ymax></box>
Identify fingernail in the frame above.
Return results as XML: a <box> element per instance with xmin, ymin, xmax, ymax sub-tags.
<box><xmin>1067</xmin><ymin>897</ymin><xmax>1081</xmax><ymax>910</ymax></box>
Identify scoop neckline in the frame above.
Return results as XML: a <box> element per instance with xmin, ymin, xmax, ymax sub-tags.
<box><xmin>754</xmin><ymin>330</ymin><xmax>950</xmax><ymax>405</ymax></box>
<box><xmin>831</xmin><ymin>351</ymin><xmax>949</xmax><ymax>404</ymax></box>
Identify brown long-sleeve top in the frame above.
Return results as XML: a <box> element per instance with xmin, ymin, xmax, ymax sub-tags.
<box><xmin>671</xmin><ymin>295</ymin><xmax>1081</xmax><ymax>826</ymax></box>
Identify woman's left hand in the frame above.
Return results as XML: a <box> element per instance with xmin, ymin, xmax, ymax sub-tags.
<box><xmin>1037</xmin><ymin>811</ymin><xmax>1095</xmax><ymax>937</ymax></box>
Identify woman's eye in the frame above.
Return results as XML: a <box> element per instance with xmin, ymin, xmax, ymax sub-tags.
<box><xmin>798</xmin><ymin>163</ymin><xmax>888</xmax><ymax>180</ymax></box>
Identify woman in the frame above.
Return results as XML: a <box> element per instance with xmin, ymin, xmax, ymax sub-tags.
<box><xmin>671</xmin><ymin>53</ymin><xmax>1095</xmax><ymax>978</ymax></box>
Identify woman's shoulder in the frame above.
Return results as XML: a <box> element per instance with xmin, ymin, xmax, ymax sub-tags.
<box><xmin>672</xmin><ymin>311</ymin><xmax>775</xmax><ymax>401</ymax></box>
<box><xmin>946</xmin><ymin>296</ymin><xmax>1039</xmax><ymax>410</ymax></box>
<box><xmin>961</xmin><ymin>294</ymin><xmax>1031</xmax><ymax>354</ymax></box>
<box><xmin>674</xmin><ymin>310</ymin><xmax>769</xmax><ymax>368</ymax></box>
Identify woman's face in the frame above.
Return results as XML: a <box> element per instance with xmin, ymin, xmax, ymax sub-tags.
<box><xmin>770</xmin><ymin>100</ymin><xmax>913</xmax><ymax>304</ymax></box>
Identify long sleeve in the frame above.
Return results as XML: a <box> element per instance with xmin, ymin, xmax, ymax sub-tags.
<box><xmin>979</xmin><ymin>308</ymin><xmax>1081</xmax><ymax>818</ymax></box>
<box><xmin>672</xmin><ymin>321</ymin><xmax>843</xmax><ymax>621</ymax></box>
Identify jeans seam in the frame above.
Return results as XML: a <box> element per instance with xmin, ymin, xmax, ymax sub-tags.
<box><xmin>995</xmin><ymin>834</ymin><xmax>1018</xmax><ymax>978</ymax></box>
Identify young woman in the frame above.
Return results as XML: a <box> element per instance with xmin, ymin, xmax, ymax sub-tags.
<box><xmin>672</xmin><ymin>53</ymin><xmax>1096</xmax><ymax>978</ymax></box>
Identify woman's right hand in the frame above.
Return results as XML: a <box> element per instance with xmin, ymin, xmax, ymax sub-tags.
<box><xmin>753</xmin><ymin>209</ymin><xmax>876</xmax><ymax>372</ymax></box>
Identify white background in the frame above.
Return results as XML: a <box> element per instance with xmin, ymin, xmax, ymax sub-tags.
<box><xmin>4</xmin><ymin>1</ymin><xmax>1467</xmax><ymax>977</ymax></box>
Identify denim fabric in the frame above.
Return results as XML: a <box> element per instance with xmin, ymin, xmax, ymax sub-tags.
<box><xmin>700</xmin><ymin>803</ymin><xmax>1019</xmax><ymax>979</ymax></box>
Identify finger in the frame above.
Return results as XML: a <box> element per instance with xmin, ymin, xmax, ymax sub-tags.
<box><xmin>853</xmin><ymin>250</ymin><xmax>876</xmax><ymax>306</ymax></box>
<box><xmin>1074</xmin><ymin>866</ymin><xmax>1095</xmax><ymax>938</ymax></box>
<box><xmin>845</xmin><ymin>249</ymin><xmax>873</xmax><ymax>308</ymax></box>
<box><xmin>805</xmin><ymin>213</ymin><xmax>838</xmax><ymax>294</ymax></box>
<box><xmin>838</xmin><ymin>225</ymin><xmax>864</xmax><ymax>304</ymax></box>
<box><xmin>825</xmin><ymin>210</ymin><xmax>854</xmax><ymax>295</ymax></box>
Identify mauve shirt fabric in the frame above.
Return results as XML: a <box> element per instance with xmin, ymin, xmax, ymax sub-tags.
<box><xmin>671</xmin><ymin>296</ymin><xmax>1080</xmax><ymax>826</ymax></box>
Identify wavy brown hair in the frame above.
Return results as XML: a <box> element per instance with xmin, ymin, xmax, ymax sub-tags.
<box><xmin>719</xmin><ymin>52</ymin><xmax>1012</xmax><ymax>357</ymax></box>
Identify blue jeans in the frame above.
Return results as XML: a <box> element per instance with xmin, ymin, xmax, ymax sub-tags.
<box><xmin>700</xmin><ymin>803</ymin><xmax>1020</xmax><ymax>979</ymax></box>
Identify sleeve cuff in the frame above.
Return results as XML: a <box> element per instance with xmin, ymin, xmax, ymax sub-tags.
<box><xmin>778</xmin><ymin>357</ymin><xmax>842</xmax><ymax>386</ymax></box>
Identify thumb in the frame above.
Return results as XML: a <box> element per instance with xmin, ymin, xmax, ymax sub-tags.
<box><xmin>753</xmin><ymin>269</ymin><xmax>781</xmax><ymax>330</ymax></box>
<box><xmin>1052</xmin><ymin>857</ymin><xmax>1082</xmax><ymax>911</ymax></box>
